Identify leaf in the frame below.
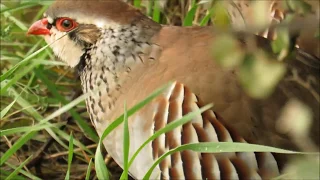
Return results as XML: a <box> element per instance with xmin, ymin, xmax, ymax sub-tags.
<box><xmin>85</xmin><ymin>159</ymin><xmax>93</xmax><ymax>180</ymax></box>
<box><xmin>5</xmin><ymin>155</ymin><xmax>33</xmax><ymax>180</ymax></box>
<box><xmin>152</xmin><ymin>0</ymin><xmax>161</xmax><ymax>23</ymax></box>
<box><xmin>127</xmin><ymin>104</ymin><xmax>213</xmax><ymax>175</ymax></box>
<box><xmin>183</xmin><ymin>4</ymin><xmax>198</xmax><ymax>26</ymax></box>
<box><xmin>122</xmin><ymin>102</ymin><xmax>130</xmax><ymax>180</ymax></box>
<box><xmin>0</xmin><ymin>98</ymin><xmax>17</xmax><ymax>119</ymax></box>
<box><xmin>101</xmin><ymin>82</ymin><xmax>172</xmax><ymax>180</ymax></box>
<box><xmin>133</xmin><ymin>0</ymin><xmax>142</xmax><ymax>8</ymax></box>
<box><xmin>0</xmin><ymin>123</ymin><xmax>59</xmax><ymax>136</ymax></box>
<box><xmin>239</xmin><ymin>53</ymin><xmax>286</xmax><ymax>99</ymax></box>
<box><xmin>284</xmin><ymin>0</ymin><xmax>312</xmax><ymax>15</ymax></box>
<box><xmin>200</xmin><ymin>9</ymin><xmax>213</xmax><ymax>26</ymax></box>
<box><xmin>65</xmin><ymin>133</ymin><xmax>74</xmax><ymax>180</ymax></box>
<box><xmin>280</xmin><ymin>157</ymin><xmax>320</xmax><ymax>179</ymax></box>
<box><xmin>144</xmin><ymin>142</ymin><xmax>300</xmax><ymax>179</ymax></box>
<box><xmin>212</xmin><ymin>34</ymin><xmax>244</xmax><ymax>68</ymax></box>
<box><xmin>271</xmin><ymin>28</ymin><xmax>290</xmax><ymax>60</ymax></box>
<box><xmin>99</xmin><ymin>82</ymin><xmax>172</xmax><ymax>142</ymax></box>
<box><xmin>95</xmin><ymin>143</ymin><xmax>110</xmax><ymax>180</ymax></box>
<box><xmin>212</xmin><ymin>2</ymin><xmax>231</xmax><ymax>28</ymax></box>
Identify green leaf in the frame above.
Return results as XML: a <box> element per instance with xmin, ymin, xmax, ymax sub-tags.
<box><xmin>65</xmin><ymin>133</ymin><xmax>74</xmax><ymax>180</ymax></box>
<box><xmin>85</xmin><ymin>159</ymin><xmax>93</xmax><ymax>180</ymax></box>
<box><xmin>122</xmin><ymin>102</ymin><xmax>129</xmax><ymax>179</ymax></box>
<box><xmin>100</xmin><ymin>82</ymin><xmax>171</xmax><ymax>180</ymax></box>
<box><xmin>277</xmin><ymin>157</ymin><xmax>320</xmax><ymax>179</ymax></box>
<box><xmin>212</xmin><ymin>2</ymin><xmax>231</xmax><ymax>28</ymax></box>
<box><xmin>239</xmin><ymin>53</ymin><xmax>286</xmax><ymax>99</ymax></box>
<box><xmin>212</xmin><ymin>34</ymin><xmax>244</xmax><ymax>68</ymax></box>
<box><xmin>127</xmin><ymin>104</ymin><xmax>213</xmax><ymax>173</ymax></box>
<box><xmin>183</xmin><ymin>5</ymin><xmax>198</xmax><ymax>26</ymax></box>
<box><xmin>284</xmin><ymin>0</ymin><xmax>312</xmax><ymax>15</ymax></box>
<box><xmin>0</xmin><ymin>41</ymin><xmax>49</xmax><ymax>84</ymax></box>
<box><xmin>200</xmin><ymin>9</ymin><xmax>213</xmax><ymax>26</ymax></box>
<box><xmin>34</xmin><ymin>67</ymin><xmax>99</xmax><ymax>142</ymax></box>
<box><xmin>5</xmin><ymin>155</ymin><xmax>33</xmax><ymax>180</ymax></box>
<box><xmin>144</xmin><ymin>142</ymin><xmax>300</xmax><ymax>179</ymax></box>
<box><xmin>100</xmin><ymin>82</ymin><xmax>172</xmax><ymax>142</ymax></box>
<box><xmin>0</xmin><ymin>98</ymin><xmax>17</xmax><ymax>119</ymax></box>
<box><xmin>0</xmin><ymin>3</ymin><xmax>40</xmax><ymax>14</ymax></box>
<box><xmin>5</xmin><ymin>162</ymin><xmax>41</xmax><ymax>180</ymax></box>
<box><xmin>0</xmin><ymin>123</ymin><xmax>59</xmax><ymax>136</ymax></box>
<box><xmin>271</xmin><ymin>28</ymin><xmax>290</xmax><ymax>60</ymax></box>
<box><xmin>0</xmin><ymin>169</ymin><xmax>25</xmax><ymax>180</ymax></box>
<box><xmin>133</xmin><ymin>0</ymin><xmax>142</xmax><ymax>8</ymax></box>
<box><xmin>152</xmin><ymin>0</ymin><xmax>161</xmax><ymax>23</ymax></box>
<box><xmin>0</xmin><ymin>131</ymin><xmax>37</xmax><ymax>166</ymax></box>
<box><xmin>95</xmin><ymin>142</ymin><xmax>110</xmax><ymax>180</ymax></box>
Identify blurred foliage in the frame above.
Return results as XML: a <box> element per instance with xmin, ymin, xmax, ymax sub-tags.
<box><xmin>211</xmin><ymin>34</ymin><xmax>244</xmax><ymax>68</ymax></box>
<box><xmin>239</xmin><ymin>52</ymin><xmax>286</xmax><ymax>99</ymax></box>
<box><xmin>281</xmin><ymin>157</ymin><xmax>320</xmax><ymax>179</ymax></box>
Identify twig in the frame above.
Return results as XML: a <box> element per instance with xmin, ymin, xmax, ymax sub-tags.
<box><xmin>43</xmin><ymin>144</ymin><xmax>97</xmax><ymax>159</ymax></box>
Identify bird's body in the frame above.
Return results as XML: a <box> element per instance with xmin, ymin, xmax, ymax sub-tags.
<box><xmin>28</xmin><ymin>0</ymin><xmax>319</xmax><ymax>179</ymax></box>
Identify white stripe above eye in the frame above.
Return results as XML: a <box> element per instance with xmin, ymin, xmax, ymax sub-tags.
<box><xmin>46</xmin><ymin>15</ymin><xmax>54</xmax><ymax>24</ymax></box>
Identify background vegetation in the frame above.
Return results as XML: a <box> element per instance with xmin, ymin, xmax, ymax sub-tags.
<box><xmin>1</xmin><ymin>0</ymin><xmax>319</xmax><ymax>179</ymax></box>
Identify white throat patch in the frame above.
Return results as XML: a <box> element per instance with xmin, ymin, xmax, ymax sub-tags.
<box><xmin>44</xmin><ymin>28</ymin><xmax>84</xmax><ymax>67</ymax></box>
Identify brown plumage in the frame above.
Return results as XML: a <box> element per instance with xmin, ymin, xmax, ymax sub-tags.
<box><xmin>27</xmin><ymin>0</ymin><xmax>319</xmax><ymax>179</ymax></box>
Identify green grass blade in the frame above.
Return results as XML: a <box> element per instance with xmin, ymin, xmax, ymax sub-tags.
<box><xmin>0</xmin><ymin>3</ymin><xmax>40</xmax><ymax>14</ymax></box>
<box><xmin>144</xmin><ymin>142</ymin><xmax>300</xmax><ymax>179</ymax></box>
<box><xmin>0</xmin><ymin>41</ymin><xmax>48</xmax><ymax>83</ymax></box>
<box><xmin>5</xmin><ymin>162</ymin><xmax>41</xmax><ymax>180</ymax></box>
<box><xmin>183</xmin><ymin>4</ymin><xmax>198</xmax><ymax>26</ymax></box>
<box><xmin>0</xmin><ymin>169</ymin><xmax>25</xmax><ymax>180</ymax></box>
<box><xmin>34</xmin><ymin>68</ymin><xmax>99</xmax><ymax>142</ymax></box>
<box><xmin>1</xmin><ymin>31</ymin><xmax>69</xmax><ymax>86</ymax></box>
<box><xmin>65</xmin><ymin>133</ymin><xmax>74</xmax><ymax>180</ymax></box>
<box><xmin>1</xmin><ymin>61</ymin><xmax>42</xmax><ymax>95</ymax></box>
<box><xmin>53</xmin><ymin>128</ymin><xmax>93</xmax><ymax>156</ymax></box>
<box><xmin>102</xmin><ymin>82</ymin><xmax>171</xmax><ymax>180</ymax></box>
<box><xmin>0</xmin><ymin>98</ymin><xmax>17</xmax><ymax>119</ymax></box>
<box><xmin>0</xmin><ymin>86</ymin><xmax>94</xmax><ymax>165</ymax></box>
<box><xmin>5</xmin><ymin>155</ymin><xmax>33</xmax><ymax>180</ymax></box>
<box><xmin>9</xmin><ymin>86</ymin><xmax>69</xmax><ymax>146</ymax></box>
<box><xmin>0</xmin><ymin>131</ymin><xmax>35</xmax><ymax>165</ymax></box>
<box><xmin>200</xmin><ymin>9</ymin><xmax>213</xmax><ymax>26</ymax></box>
<box><xmin>133</xmin><ymin>0</ymin><xmax>142</xmax><ymax>8</ymax></box>
<box><xmin>122</xmin><ymin>102</ymin><xmax>129</xmax><ymax>179</ymax></box>
<box><xmin>100</xmin><ymin>82</ymin><xmax>172</xmax><ymax>142</ymax></box>
<box><xmin>152</xmin><ymin>0</ymin><xmax>161</xmax><ymax>23</ymax></box>
<box><xmin>85</xmin><ymin>158</ymin><xmax>93</xmax><ymax>180</ymax></box>
<box><xmin>95</xmin><ymin>142</ymin><xmax>110</xmax><ymax>180</ymax></box>
<box><xmin>0</xmin><ymin>123</ymin><xmax>60</xmax><ymax>136</ymax></box>
<box><xmin>124</xmin><ymin>103</ymin><xmax>212</xmax><ymax>178</ymax></box>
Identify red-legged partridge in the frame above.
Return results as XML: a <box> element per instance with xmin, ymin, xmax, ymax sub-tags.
<box><xmin>28</xmin><ymin>0</ymin><xmax>319</xmax><ymax>179</ymax></box>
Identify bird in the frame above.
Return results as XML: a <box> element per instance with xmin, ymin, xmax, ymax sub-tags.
<box><xmin>27</xmin><ymin>0</ymin><xmax>319</xmax><ymax>179</ymax></box>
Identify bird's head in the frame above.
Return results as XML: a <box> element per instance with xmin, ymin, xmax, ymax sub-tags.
<box><xmin>27</xmin><ymin>0</ymin><xmax>152</xmax><ymax>68</ymax></box>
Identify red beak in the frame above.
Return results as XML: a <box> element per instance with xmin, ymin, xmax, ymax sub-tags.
<box><xmin>27</xmin><ymin>18</ymin><xmax>51</xmax><ymax>35</ymax></box>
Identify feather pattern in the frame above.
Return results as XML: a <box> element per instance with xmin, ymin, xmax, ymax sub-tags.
<box><xmin>106</xmin><ymin>81</ymin><xmax>281</xmax><ymax>179</ymax></box>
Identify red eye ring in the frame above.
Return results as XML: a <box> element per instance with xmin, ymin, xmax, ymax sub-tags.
<box><xmin>56</xmin><ymin>17</ymin><xmax>77</xmax><ymax>32</ymax></box>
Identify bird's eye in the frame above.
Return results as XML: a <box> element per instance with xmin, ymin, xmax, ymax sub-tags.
<box><xmin>56</xmin><ymin>17</ymin><xmax>77</xmax><ymax>32</ymax></box>
<box><xmin>62</xmin><ymin>19</ymin><xmax>71</xmax><ymax>28</ymax></box>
